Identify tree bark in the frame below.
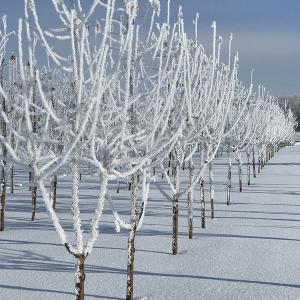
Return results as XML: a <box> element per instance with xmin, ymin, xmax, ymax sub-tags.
<box><xmin>252</xmin><ymin>148</ymin><xmax>256</xmax><ymax>178</ymax></box>
<box><xmin>75</xmin><ymin>255</ymin><xmax>86</xmax><ymax>300</ymax></box>
<box><xmin>126</xmin><ymin>174</ymin><xmax>138</xmax><ymax>300</ymax></box>
<box><xmin>209</xmin><ymin>162</ymin><xmax>215</xmax><ymax>219</ymax></box>
<box><xmin>247</xmin><ymin>152</ymin><xmax>251</xmax><ymax>186</ymax></box>
<box><xmin>0</xmin><ymin>61</ymin><xmax>7</xmax><ymax>229</ymax></box>
<box><xmin>29</xmin><ymin>171</ymin><xmax>32</xmax><ymax>191</ymax></box>
<box><xmin>10</xmin><ymin>165</ymin><xmax>14</xmax><ymax>194</ymax></box>
<box><xmin>226</xmin><ymin>152</ymin><xmax>232</xmax><ymax>205</ymax></box>
<box><xmin>116</xmin><ymin>180</ymin><xmax>120</xmax><ymax>193</ymax></box>
<box><xmin>31</xmin><ymin>186</ymin><xmax>37</xmax><ymax>221</ymax></box>
<box><xmin>187</xmin><ymin>159</ymin><xmax>194</xmax><ymax>239</ymax></box>
<box><xmin>172</xmin><ymin>193</ymin><xmax>179</xmax><ymax>254</ymax></box>
<box><xmin>238</xmin><ymin>158</ymin><xmax>242</xmax><ymax>192</ymax></box>
<box><xmin>0</xmin><ymin>167</ymin><xmax>6</xmax><ymax>231</ymax></box>
<box><xmin>200</xmin><ymin>176</ymin><xmax>205</xmax><ymax>229</ymax></box>
<box><xmin>172</xmin><ymin>162</ymin><xmax>180</xmax><ymax>254</ymax></box>
<box><xmin>167</xmin><ymin>152</ymin><xmax>171</xmax><ymax>176</ymax></box>
<box><xmin>52</xmin><ymin>175</ymin><xmax>57</xmax><ymax>210</ymax></box>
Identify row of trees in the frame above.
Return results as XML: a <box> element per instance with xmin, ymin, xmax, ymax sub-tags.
<box><xmin>0</xmin><ymin>1</ymin><xmax>296</xmax><ymax>299</ymax></box>
<box><xmin>279</xmin><ymin>96</ymin><xmax>300</xmax><ymax>131</ymax></box>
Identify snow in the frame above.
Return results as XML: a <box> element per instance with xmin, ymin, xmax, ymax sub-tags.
<box><xmin>1</xmin><ymin>145</ymin><xmax>300</xmax><ymax>299</ymax></box>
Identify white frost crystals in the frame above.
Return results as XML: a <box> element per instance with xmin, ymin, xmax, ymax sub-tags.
<box><xmin>148</xmin><ymin>0</ymin><xmax>161</xmax><ymax>15</ymax></box>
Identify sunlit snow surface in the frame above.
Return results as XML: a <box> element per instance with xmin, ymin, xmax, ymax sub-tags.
<box><xmin>1</xmin><ymin>146</ymin><xmax>300</xmax><ymax>299</ymax></box>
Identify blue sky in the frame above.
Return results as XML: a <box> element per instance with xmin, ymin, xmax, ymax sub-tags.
<box><xmin>2</xmin><ymin>0</ymin><xmax>300</xmax><ymax>96</ymax></box>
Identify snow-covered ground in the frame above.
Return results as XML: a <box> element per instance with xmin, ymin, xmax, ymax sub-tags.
<box><xmin>1</xmin><ymin>145</ymin><xmax>300</xmax><ymax>300</ymax></box>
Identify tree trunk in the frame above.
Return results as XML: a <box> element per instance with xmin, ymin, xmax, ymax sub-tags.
<box><xmin>172</xmin><ymin>193</ymin><xmax>179</xmax><ymax>254</ymax></box>
<box><xmin>172</xmin><ymin>163</ymin><xmax>180</xmax><ymax>254</ymax></box>
<box><xmin>187</xmin><ymin>159</ymin><xmax>194</xmax><ymax>239</ymax></box>
<box><xmin>75</xmin><ymin>255</ymin><xmax>86</xmax><ymax>300</ymax></box>
<box><xmin>252</xmin><ymin>148</ymin><xmax>256</xmax><ymax>178</ymax></box>
<box><xmin>247</xmin><ymin>152</ymin><xmax>251</xmax><ymax>186</ymax></box>
<box><xmin>31</xmin><ymin>186</ymin><xmax>37</xmax><ymax>221</ymax></box>
<box><xmin>226</xmin><ymin>153</ymin><xmax>232</xmax><ymax>205</ymax></box>
<box><xmin>29</xmin><ymin>171</ymin><xmax>32</xmax><ymax>191</ymax></box>
<box><xmin>200</xmin><ymin>176</ymin><xmax>205</xmax><ymax>229</ymax></box>
<box><xmin>126</xmin><ymin>174</ymin><xmax>138</xmax><ymax>300</ymax></box>
<box><xmin>209</xmin><ymin>162</ymin><xmax>215</xmax><ymax>219</ymax></box>
<box><xmin>52</xmin><ymin>175</ymin><xmax>57</xmax><ymax>210</ymax></box>
<box><xmin>0</xmin><ymin>168</ymin><xmax>6</xmax><ymax>231</ymax></box>
<box><xmin>116</xmin><ymin>180</ymin><xmax>120</xmax><ymax>193</ymax></box>
<box><xmin>167</xmin><ymin>153</ymin><xmax>171</xmax><ymax>176</ymax></box>
<box><xmin>258</xmin><ymin>156</ymin><xmax>261</xmax><ymax>173</ymax></box>
<box><xmin>10</xmin><ymin>165</ymin><xmax>14</xmax><ymax>194</ymax></box>
<box><xmin>0</xmin><ymin>65</ymin><xmax>7</xmax><ymax>229</ymax></box>
<box><xmin>238</xmin><ymin>158</ymin><xmax>242</xmax><ymax>192</ymax></box>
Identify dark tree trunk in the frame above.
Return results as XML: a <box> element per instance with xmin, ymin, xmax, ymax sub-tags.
<box><xmin>226</xmin><ymin>153</ymin><xmax>232</xmax><ymax>205</ymax></box>
<box><xmin>0</xmin><ymin>168</ymin><xmax>6</xmax><ymax>231</ymax></box>
<box><xmin>252</xmin><ymin>148</ymin><xmax>256</xmax><ymax>178</ymax></box>
<box><xmin>126</xmin><ymin>174</ymin><xmax>138</xmax><ymax>300</ymax></box>
<box><xmin>187</xmin><ymin>159</ymin><xmax>194</xmax><ymax>239</ymax></box>
<box><xmin>116</xmin><ymin>180</ymin><xmax>120</xmax><ymax>193</ymax></box>
<box><xmin>238</xmin><ymin>158</ymin><xmax>242</xmax><ymax>192</ymax></box>
<box><xmin>10</xmin><ymin>165</ymin><xmax>14</xmax><ymax>194</ymax></box>
<box><xmin>76</xmin><ymin>255</ymin><xmax>86</xmax><ymax>300</ymax></box>
<box><xmin>172</xmin><ymin>193</ymin><xmax>179</xmax><ymax>254</ymax></box>
<box><xmin>31</xmin><ymin>186</ymin><xmax>37</xmax><ymax>221</ymax></box>
<box><xmin>52</xmin><ymin>175</ymin><xmax>57</xmax><ymax>210</ymax></box>
<box><xmin>167</xmin><ymin>153</ymin><xmax>171</xmax><ymax>176</ymax></box>
<box><xmin>0</xmin><ymin>63</ymin><xmax>7</xmax><ymax>230</ymax></box>
<box><xmin>172</xmin><ymin>163</ymin><xmax>180</xmax><ymax>254</ymax></box>
<box><xmin>29</xmin><ymin>171</ymin><xmax>32</xmax><ymax>191</ymax></box>
<box><xmin>200</xmin><ymin>176</ymin><xmax>205</xmax><ymax>229</ymax></box>
<box><xmin>247</xmin><ymin>152</ymin><xmax>251</xmax><ymax>186</ymax></box>
<box><xmin>209</xmin><ymin>162</ymin><xmax>215</xmax><ymax>219</ymax></box>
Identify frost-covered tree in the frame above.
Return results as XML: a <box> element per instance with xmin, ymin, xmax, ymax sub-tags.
<box><xmin>0</xmin><ymin>0</ymin><xmax>121</xmax><ymax>298</ymax></box>
<box><xmin>0</xmin><ymin>15</ymin><xmax>15</xmax><ymax>231</ymax></box>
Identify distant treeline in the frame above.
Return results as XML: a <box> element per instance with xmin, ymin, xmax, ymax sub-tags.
<box><xmin>279</xmin><ymin>96</ymin><xmax>300</xmax><ymax>131</ymax></box>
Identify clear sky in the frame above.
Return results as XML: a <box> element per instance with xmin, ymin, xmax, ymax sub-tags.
<box><xmin>2</xmin><ymin>0</ymin><xmax>300</xmax><ymax>96</ymax></box>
